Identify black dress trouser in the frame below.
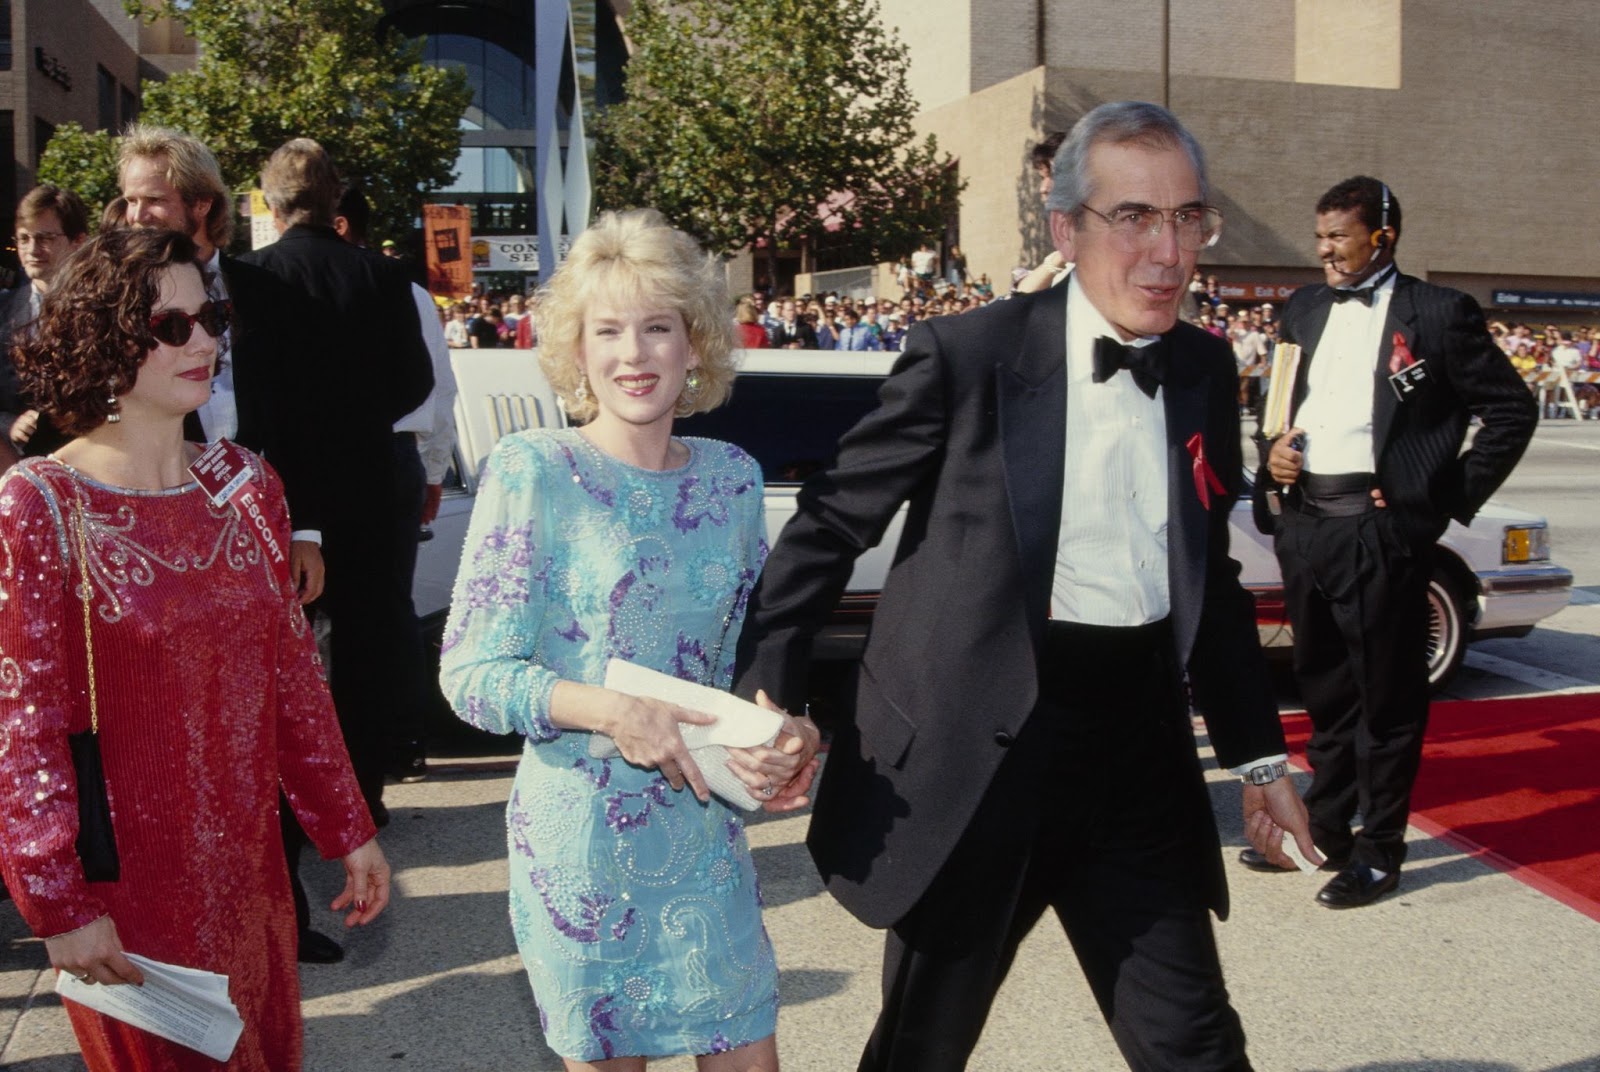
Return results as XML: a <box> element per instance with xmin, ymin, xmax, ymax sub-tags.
<box><xmin>858</xmin><ymin>620</ymin><xmax>1250</xmax><ymax>1072</ymax></box>
<box><xmin>1274</xmin><ymin>496</ymin><xmax>1434</xmax><ymax>872</ymax></box>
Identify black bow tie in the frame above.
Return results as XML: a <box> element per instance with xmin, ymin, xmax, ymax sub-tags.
<box><xmin>1330</xmin><ymin>287</ymin><xmax>1376</xmax><ymax>307</ymax></box>
<box><xmin>1092</xmin><ymin>336</ymin><xmax>1167</xmax><ymax>399</ymax></box>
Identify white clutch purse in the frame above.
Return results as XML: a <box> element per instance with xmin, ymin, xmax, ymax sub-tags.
<box><xmin>587</xmin><ymin>659</ymin><xmax>785</xmax><ymax>810</ymax></box>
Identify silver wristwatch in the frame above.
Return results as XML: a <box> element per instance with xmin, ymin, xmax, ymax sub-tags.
<box><xmin>1241</xmin><ymin>761</ymin><xmax>1290</xmax><ymax>786</ymax></box>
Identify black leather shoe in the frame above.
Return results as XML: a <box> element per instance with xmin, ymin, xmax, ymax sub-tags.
<box><xmin>1238</xmin><ymin>847</ymin><xmax>1350</xmax><ymax>873</ymax></box>
<box><xmin>297</xmin><ymin>929</ymin><xmax>345</xmax><ymax>964</ymax></box>
<box><xmin>1238</xmin><ymin>847</ymin><xmax>1294</xmax><ymax>872</ymax></box>
<box><xmin>394</xmin><ymin>755</ymin><xmax>428</xmax><ymax>784</ymax></box>
<box><xmin>1316</xmin><ymin>864</ymin><xmax>1400</xmax><ymax>909</ymax></box>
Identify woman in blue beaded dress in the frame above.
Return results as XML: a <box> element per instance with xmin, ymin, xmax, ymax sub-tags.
<box><xmin>440</xmin><ymin>209</ymin><xmax>821</xmax><ymax>1071</ymax></box>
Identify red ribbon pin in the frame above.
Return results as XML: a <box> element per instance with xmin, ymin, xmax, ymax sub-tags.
<box><xmin>1388</xmin><ymin>332</ymin><xmax>1416</xmax><ymax>374</ymax></box>
<box><xmin>1186</xmin><ymin>433</ymin><xmax>1226</xmax><ymax>511</ymax></box>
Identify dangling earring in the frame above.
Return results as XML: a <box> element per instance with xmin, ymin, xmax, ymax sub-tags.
<box><xmin>574</xmin><ymin>376</ymin><xmax>590</xmax><ymax>405</ymax></box>
<box><xmin>104</xmin><ymin>382</ymin><xmax>121</xmax><ymax>424</ymax></box>
<box><xmin>682</xmin><ymin>369</ymin><xmax>702</xmax><ymax>402</ymax></box>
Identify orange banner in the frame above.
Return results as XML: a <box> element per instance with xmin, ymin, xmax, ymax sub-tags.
<box><xmin>424</xmin><ymin>204</ymin><xmax>473</xmax><ymax>301</ymax></box>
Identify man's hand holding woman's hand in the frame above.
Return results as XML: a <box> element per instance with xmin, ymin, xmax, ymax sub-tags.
<box><xmin>728</xmin><ymin>690</ymin><xmax>822</xmax><ymax>813</ymax></box>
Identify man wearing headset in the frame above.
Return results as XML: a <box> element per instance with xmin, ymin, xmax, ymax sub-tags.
<box><xmin>1248</xmin><ymin>176</ymin><xmax>1536</xmax><ymax>907</ymax></box>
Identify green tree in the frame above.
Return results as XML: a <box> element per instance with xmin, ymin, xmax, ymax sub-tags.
<box><xmin>46</xmin><ymin>0</ymin><xmax>472</xmax><ymax>244</ymax></box>
<box><xmin>593</xmin><ymin>0</ymin><xmax>961</xmax><ymax>286</ymax></box>
<box><xmin>37</xmin><ymin>124</ymin><xmax>123</xmax><ymax>224</ymax></box>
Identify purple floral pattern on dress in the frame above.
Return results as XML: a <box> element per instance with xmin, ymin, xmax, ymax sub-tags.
<box><xmin>571</xmin><ymin>757</ymin><xmax>612</xmax><ymax>790</ymax></box>
<box><xmin>559</xmin><ymin>443</ymin><xmax>617</xmax><ymax>508</ymax></box>
<box><xmin>586</xmin><ymin>995</ymin><xmax>621</xmax><ymax>1059</ymax></box>
<box><xmin>529</xmin><ymin>867</ymin><xmax>616</xmax><ymax>944</ymax></box>
<box><xmin>603</xmin><ymin>777</ymin><xmax>672</xmax><ymax>834</ymax></box>
<box><xmin>671</xmin><ymin>471</ymin><xmax>758</xmax><ymax>533</ymax></box>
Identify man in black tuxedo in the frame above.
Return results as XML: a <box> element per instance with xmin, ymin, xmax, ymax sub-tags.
<box><xmin>244</xmin><ymin>139</ymin><xmax>433</xmax><ymax>815</ymax></box>
<box><xmin>735</xmin><ymin>102</ymin><xmax>1315</xmax><ymax>1072</ymax></box>
<box><xmin>1247</xmin><ymin>177</ymin><xmax>1536</xmax><ymax>908</ymax></box>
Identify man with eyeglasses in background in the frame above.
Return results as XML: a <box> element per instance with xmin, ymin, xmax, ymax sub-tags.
<box><xmin>735</xmin><ymin>100</ymin><xmax>1313</xmax><ymax>1071</ymax></box>
<box><xmin>1</xmin><ymin>185</ymin><xmax>89</xmax><ymax>461</ymax></box>
<box><xmin>1245</xmin><ymin>177</ymin><xmax>1536</xmax><ymax>908</ymax></box>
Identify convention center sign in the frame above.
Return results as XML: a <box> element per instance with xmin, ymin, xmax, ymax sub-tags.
<box><xmin>1492</xmin><ymin>289</ymin><xmax>1600</xmax><ymax>312</ymax></box>
<box><xmin>469</xmin><ymin>235</ymin><xmax>573</xmax><ymax>273</ymax></box>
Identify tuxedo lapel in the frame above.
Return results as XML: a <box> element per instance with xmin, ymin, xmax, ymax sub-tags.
<box><xmin>1373</xmin><ymin>276</ymin><xmax>1418</xmax><ymax>457</ymax></box>
<box><xmin>997</xmin><ymin>288</ymin><xmax>1067</xmax><ymax>645</ymax></box>
<box><xmin>1162</xmin><ymin>341</ymin><xmax>1210</xmax><ymax>665</ymax></box>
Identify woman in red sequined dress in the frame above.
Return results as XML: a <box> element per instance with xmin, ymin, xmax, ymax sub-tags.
<box><xmin>0</xmin><ymin>227</ymin><xmax>389</xmax><ymax>1069</ymax></box>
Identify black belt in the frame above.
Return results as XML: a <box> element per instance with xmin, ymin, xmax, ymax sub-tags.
<box><xmin>1293</xmin><ymin>471</ymin><xmax>1374</xmax><ymax>518</ymax></box>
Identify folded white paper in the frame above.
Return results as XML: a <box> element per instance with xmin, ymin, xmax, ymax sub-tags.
<box><xmin>56</xmin><ymin>952</ymin><xmax>243</xmax><ymax>1061</ymax></box>
<box><xmin>1278</xmin><ymin>837</ymin><xmax>1322</xmax><ymax>875</ymax></box>
<box><xmin>589</xmin><ymin>659</ymin><xmax>785</xmax><ymax>809</ymax></box>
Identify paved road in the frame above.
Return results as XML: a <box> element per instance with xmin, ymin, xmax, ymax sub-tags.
<box><xmin>5</xmin><ymin>735</ymin><xmax>1599</xmax><ymax>1071</ymax></box>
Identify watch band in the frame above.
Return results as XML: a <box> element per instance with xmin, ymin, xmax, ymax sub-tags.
<box><xmin>1242</xmin><ymin>760</ymin><xmax>1290</xmax><ymax>786</ymax></box>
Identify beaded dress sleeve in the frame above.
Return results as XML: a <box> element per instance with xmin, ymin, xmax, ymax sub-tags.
<box><xmin>255</xmin><ymin>460</ymin><xmax>377</xmax><ymax>859</ymax></box>
<box><xmin>0</xmin><ymin>469</ymin><xmax>108</xmax><ymax>937</ymax></box>
<box><xmin>438</xmin><ymin>434</ymin><xmax>563</xmax><ymax>740</ymax></box>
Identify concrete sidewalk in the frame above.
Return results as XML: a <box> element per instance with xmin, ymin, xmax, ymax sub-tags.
<box><xmin>3</xmin><ymin>735</ymin><xmax>1598</xmax><ymax>1071</ymax></box>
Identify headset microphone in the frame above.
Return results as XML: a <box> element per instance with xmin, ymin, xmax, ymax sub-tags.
<box><xmin>1369</xmin><ymin>181</ymin><xmax>1393</xmax><ymax>249</ymax></box>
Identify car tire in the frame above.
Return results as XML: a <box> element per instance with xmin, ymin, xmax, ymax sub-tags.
<box><xmin>1426</xmin><ymin>569</ymin><xmax>1468</xmax><ymax>691</ymax></box>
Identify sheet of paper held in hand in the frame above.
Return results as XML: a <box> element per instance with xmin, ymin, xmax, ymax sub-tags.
<box><xmin>592</xmin><ymin>659</ymin><xmax>785</xmax><ymax>810</ymax></box>
<box><xmin>1278</xmin><ymin>835</ymin><xmax>1321</xmax><ymax>874</ymax></box>
<box><xmin>1259</xmin><ymin>342</ymin><xmax>1302</xmax><ymax>439</ymax></box>
<box><xmin>56</xmin><ymin>953</ymin><xmax>243</xmax><ymax>1060</ymax></box>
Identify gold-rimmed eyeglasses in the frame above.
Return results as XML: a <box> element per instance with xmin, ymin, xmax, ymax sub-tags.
<box><xmin>1077</xmin><ymin>204</ymin><xmax>1224</xmax><ymax>253</ymax></box>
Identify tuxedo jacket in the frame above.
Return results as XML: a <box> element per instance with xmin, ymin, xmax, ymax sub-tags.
<box><xmin>242</xmin><ymin>225</ymin><xmax>433</xmax><ymax>525</ymax></box>
<box><xmin>733</xmin><ymin>285</ymin><xmax>1283</xmax><ymax>928</ymax></box>
<box><xmin>1252</xmin><ymin>273</ymin><xmax>1538</xmax><ymax>547</ymax></box>
<box><xmin>213</xmin><ymin>254</ymin><xmax>328</xmax><ymax>531</ymax></box>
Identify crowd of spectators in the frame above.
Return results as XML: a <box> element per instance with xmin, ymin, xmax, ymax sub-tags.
<box><xmin>1492</xmin><ymin>320</ymin><xmax>1600</xmax><ymax>418</ymax></box>
<box><xmin>739</xmin><ymin>286</ymin><xmax>1001</xmax><ymax>352</ymax></box>
<box><xmin>443</xmin><ymin>275</ymin><xmax>1600</xmax><ymax>420</ymax></box>
<box><xmin>439</xmin><ymin>288</ymin><xmax>537</xmax><ymax>349</ymax></box>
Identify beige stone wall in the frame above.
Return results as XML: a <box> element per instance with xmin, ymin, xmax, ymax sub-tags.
<box><xmin>911</xmin><ymin>68</ymin><xmax>1053</xmax><ymax>294</ymax></box>
<box><xmin>896</xmin><ymin>0</ymin><xmax>1600</xmax><ymax>291</ymax></box>
<box><xmin>879</xmin><ymin>0</ymin><xmax>971</xmax><ymax>111</ymax></box>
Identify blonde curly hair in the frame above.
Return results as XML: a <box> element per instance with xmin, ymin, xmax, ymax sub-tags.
<box><xmin>537</xmin><ymin>209</ymin><xmax>737</xmax><ymax>423</ymax></box>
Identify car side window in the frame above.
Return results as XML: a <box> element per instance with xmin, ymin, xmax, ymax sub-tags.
<box><xmin>677</xmin><ymin>374</ymin><xmax>885</xmax><ymax>485</ymax></box>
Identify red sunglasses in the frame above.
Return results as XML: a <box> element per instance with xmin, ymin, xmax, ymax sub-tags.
<box><xmin>149</xmin><ymin>300</ymin><xmax>232</xmax><ymax>347</ymax></box>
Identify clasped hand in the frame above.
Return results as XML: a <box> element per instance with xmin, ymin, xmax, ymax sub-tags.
<box><xmin>606</xmin><ymin>689</ymin><xmax>820</xmax><ymax>811</ymax></box>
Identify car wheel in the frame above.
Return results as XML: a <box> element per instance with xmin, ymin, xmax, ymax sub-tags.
<box><xmin>1426</xmin><ymin>570</ymin><xmax>1468</xmax><ymax>691</ymax></box>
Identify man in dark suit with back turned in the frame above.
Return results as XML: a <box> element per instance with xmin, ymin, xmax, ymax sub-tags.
<box><xmin>1245</xmin><ymin>177</ymin><xmax>1536</xmax><ymax>908</ymax></box>
<box><xmin>735</xmin><ymin>102</ymin><xmax>1317</xmax><ymax>1072</ymax></box>
<box><xmin>244</xmin><ymin>138</ymin><xmax>433</xmax><ymax>820</ymax></box>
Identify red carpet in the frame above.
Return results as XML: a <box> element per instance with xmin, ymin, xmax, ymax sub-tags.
<box><xmin>1279</xmin><ymin>691</ymin><xmax>1600</xmax><ymax>922</ymax></box>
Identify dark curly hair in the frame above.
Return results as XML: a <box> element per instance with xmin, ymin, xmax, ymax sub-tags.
<box><xmin>13</xmin><ymin>228</ymin><xmax>216</xmax><ymax>436</ymax></box>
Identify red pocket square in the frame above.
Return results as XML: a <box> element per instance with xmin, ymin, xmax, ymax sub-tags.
<box><xmin>1186</xmin><ymin>433</ymin><xmax>1226</xmax><ymax>511</ymax></box>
